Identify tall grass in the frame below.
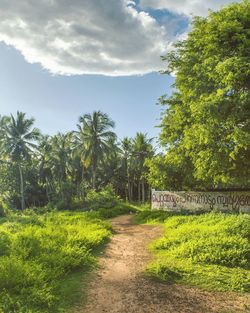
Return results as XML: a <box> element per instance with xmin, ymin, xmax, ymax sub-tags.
<box><xmin>0</xmin><ymin>211</ymin><xmax>112</xmax><ymax>313</ymax></box>
<box><xmin>145</xmin><ymin>212</ymin><xmax>250</xmax><ymax>292</ymax></box>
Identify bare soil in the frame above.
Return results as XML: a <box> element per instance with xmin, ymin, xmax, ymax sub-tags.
<box><xmin>74</xmin><ymin>215</ymin><xmax>250</xmax><ymax>313</ymax></box>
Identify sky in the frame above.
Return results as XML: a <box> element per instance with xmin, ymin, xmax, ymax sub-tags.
<box><xmin>0</xmin><ymin>0</ymin><xmax>239</xmax><ymax>140</ymax></box>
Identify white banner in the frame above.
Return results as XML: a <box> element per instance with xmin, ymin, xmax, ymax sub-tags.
<box><xmin>151</xmin><ymin>190</ymin><xmax>250</xmax><ymax>213</ymax></box>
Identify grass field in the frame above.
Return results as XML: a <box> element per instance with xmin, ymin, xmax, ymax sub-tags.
<box><xmin>139</xmin><ymin>211</ymin><xmax>250</xmax><ymax>292</ymax></box>
<box><xmin>1</xmin><ymin>207</ymin><xmax>249</xmax><ymax>313</ymax></box>
<box><xmin>0</xmin><ymin>211</ymin><xmax>112</xmax><ymax>313</ymax></box>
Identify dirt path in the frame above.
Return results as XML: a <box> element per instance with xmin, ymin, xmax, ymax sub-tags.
<box><xmin>75</xmin><ymin>215</ymin><xmax>249</xmax><ymax>313</ymax></box>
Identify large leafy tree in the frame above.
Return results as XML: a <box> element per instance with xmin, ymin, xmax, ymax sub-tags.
<box><xmin>155</xmin><ymin>0</ymin><xmax>250</xmax><ymax>189</ymax></box>
<box><xmin>76</xmin><ymin>111</ymin><xmax>116</xmax><ymax>189</ymax></box>
<box><xmin>0</xmin><ymin>112</ymin><xmax>40</xmax><ymax>209</ymax></box>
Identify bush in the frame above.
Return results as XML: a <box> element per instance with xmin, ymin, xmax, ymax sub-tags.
<box><xmin>84</xmin><ymin>185</ymin><xmax>121</xmax><ymax>210</ymax></box>
<box><xmin>97</xmin><ymin>203</ymin><xmax>137</xmax><ymax>219</ymax></box>
<box><xmin>0</xmin><ymin>201</ymin><xmax>9</xmax><ymax>217</ymax></box>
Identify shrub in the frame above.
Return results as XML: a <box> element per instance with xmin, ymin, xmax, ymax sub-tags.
<box><xmin>97</xmin><ymin>203</ymin><xmax>137</xmax><ymax>219</ymax></box>
<box><xmin>0</xmin><ymin>201</ymin><xmax>9</xmax><ymax>218</ymax></box>
<box><xmin>84</xmin><ymin>185</ymin><xmax>121</xmax><ymax>210</ymax></box>
<box><xmin>0</xmin><ymin>232</ymin><xmax>11</xmax><ymax>257</ymax></box>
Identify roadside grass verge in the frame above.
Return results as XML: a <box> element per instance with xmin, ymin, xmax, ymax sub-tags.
<box><xmin>0</xmin><ymin>211</ymin><xmax>112</xmax><ymax>313</ymax></box>
<box><xmin>133</xmin><ymin>209</ymin><xmax>178</xmax><ymax>224</ymax></box>
<box><xmin>139</xmin><ymin>211</ymin><xmax>250</xmax><ymax>292</ymax></box>
<box><xmin>95</xmin><ymin>202</ymin><xmax>137</xmax><ymax>219</ymax></box>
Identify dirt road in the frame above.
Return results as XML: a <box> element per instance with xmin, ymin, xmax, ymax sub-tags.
<box><xmin>75</xmin><ymin>215</ymin><xmax>249</xmax><ymax>313</ymax></box>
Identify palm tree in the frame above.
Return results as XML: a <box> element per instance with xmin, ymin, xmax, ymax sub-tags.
<box><xmin>121</xmin><ymin>137</ymin><xmax>132</xmax><ymax>201</ymax></box>
<box><xmin>101</xmin><ymin>136</ymin><xmax>121</xmax><ymax>191</ymax></box>
<box><xmin>76</xmin><ymin>111</ymin><xmax>116</xmax><ymax>189</ymax></box>
<box><xmin>51</xmin><ymin>133</ymin><xmax>73</xmax><ymax>183</ymax></box>
<box><xmin>132</xmin><ymin>133</ymin><xmax>154</xmax><ymax>203</ymax></box>
<box><xmin>37</xmin><ymin>135</ymin><xmax>53</xmax><ymax>202</ymax></box>
<box><xmin>0</xmin><ymin>112</ymin><xmax>40</xmax><ymax>210</ymax></box>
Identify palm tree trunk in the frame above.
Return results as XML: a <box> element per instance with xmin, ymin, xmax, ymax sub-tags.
<box><xmin>81</xmin><ymin>166</ymin><xmax>84</xmax><ymax>183</ymax></box>
<box><xmin>127</xmin><ymin>180</ymin><xmax>130</xmax><ymax>201</ymax></box>
<box><xmin>127</xmin><ymin>174</ymin><xmax>131</xmax><ymax>201</ymax></box>
<box><xmin>45</xmin><ymin>177</ymin><xmax>50</xmax><ymax>202</ymax></box>
<box><xmin>138</xmin><ymin>181</ymin><xmax>141</xmax><ymax>203</ymax></box>
<box><xmin>125</xmin><ymin>183</ymin><xmax>128</xmax><ymax>201</ymax></box>
<box><xmin>142</xmin><ymin>179</ymin><xmax>145</xmax><ymax>203</ymax></box>
<box><xmin>18</xmin><ymin>164</ymin><xmax>25</xmax><ymax>210</ymax></box>
<box><xmin>92</xmin><ymin>166</ymin><xmax>96</xmax><ymax>190</ymax></box>
<box><xmin>130</xmin><ymin>182</ymin><xmax>133</xmax><ymax>202</ymax></box>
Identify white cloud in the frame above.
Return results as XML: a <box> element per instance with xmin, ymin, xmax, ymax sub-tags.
<box><xmin>0</xmin><ymin>0</ymin><xmax>176</xmax><ymax>76</ymax></box>
<box><xmin>0</xmin><ymin>0</ymin><xmax>238</xmax><ymax>76</ymax></box>
<box><xmin>140</xmin><ymin>0</ymin><xmax>240</xmax><ymax>17</ymax></box>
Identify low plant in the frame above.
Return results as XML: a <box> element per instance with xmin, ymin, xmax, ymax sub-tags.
<box><xmin>0</xmin><ymin>201</ymin><xmax>9</xmax><ymax>218</ymax></box>
<box><xmin>145</xmin><ymin>212</ymin><xmax>250</xmax><ymax>292</ymax></box>
<box><xmin>84</xmin><ymin>185</ymin><xmax>122</xmax><ymax>210</ymax></box>
<box><xmin>0</xmin><ymin>211</ymin><xmax>111</xmax><ymax>313</ymax></box>
<box><xmin>134</xmin><ymin>209</ymin><xmax>180</xmax><ymax>224</ymax></box>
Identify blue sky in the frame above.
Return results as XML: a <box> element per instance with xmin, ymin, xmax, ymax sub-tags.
<box><xmin>0</xmin><ymin>42</ymin><xmax>174</xmax><ymax>140</ymax></box>
<box><xmin>0</xmin><ymin>0</ymin><xmax>237</xmax><ymax>140</ymax></box>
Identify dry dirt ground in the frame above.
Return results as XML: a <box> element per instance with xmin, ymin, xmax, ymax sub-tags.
<box><xmin>74</xmin><ymin>215</ymin><xmax>250</xmax><ymax>313</ymax></box>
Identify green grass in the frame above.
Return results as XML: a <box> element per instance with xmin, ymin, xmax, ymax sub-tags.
<box><xmin>95</xmin><ymin>202</ymin><xmax>137</xmax><ymax>219</ymax></box>
<box><xmin>0</xmin><ymin>211</ymin><xmax>112</xmax><ymax>313</ymax></box>
<box><xmin>133</xmin><ymin>209</ymin><xmax>179</xmax><ymax>224</ymax></box>
<box><xmin>141</xmin><ymin>211</ymin><xmax>250</xmax><ymax>292</ymax></box>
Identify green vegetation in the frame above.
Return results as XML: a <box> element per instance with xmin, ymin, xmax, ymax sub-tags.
<box><xmin>0</xmin><ymin>111</ymin><xmax>154</xmax><ymax>212</ymax></box>
<box><xmin>0</xmin><ymin>210</ymin><xmax>112</xmax><ymax>313</ymax></box>
<box><xmin>147</xmin><ymin>0</ymin><xmax>250</xmax><ymax>190</ymax></box>
<box><xmin>0</xmin><ymin>1</ymin><xmax>249</xmax><ymax>312</ymax></box>
<box><xmin>134</xmin><ymin>209</ymin><xmax>176</xmax><ymax>224</ymax></box>
<box><xmin>144</xmin><ymin>212</ymin><xmax>250</xmax><ymax>292</ymax></box>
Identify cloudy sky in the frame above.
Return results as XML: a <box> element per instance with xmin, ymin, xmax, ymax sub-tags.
<box><xmin>0</xmin><ymin>0</ymin><xmax>238</xmax><ymax>140</ymax></box>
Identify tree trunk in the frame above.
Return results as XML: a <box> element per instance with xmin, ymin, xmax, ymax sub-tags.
<box><xmin>81</xmin><ymin>166</ymin><xmax>84</xmax><ymax>183</ymax></box>
<box><xmin>127</xmin><ymin>178</ymin><xmax>131</xmax><ymax>202</ymax></box>
<box><xmin>138</xmin><ymin>181</ymin><xmax>141</xmax><ymax>203</ymax></box>
<box><xmin>142</xmin><ymin>180</ymin><xmax>145</xmax><ymax>203</ymax></box>
<box><xmin>148</xmin><ymin>185</ymin><xmax>151</xmax><ymax>203</ymax></box>
<box><xmin>18</xmin><ymin>164</ymin><xmax>25</xmax><ymax>210</ymax></box>
<box><xmin>125</xmin><ymin>183</ymin><xmax>128</xmax><ymax>202</ymax></box>
<box><xmin>92</xmin><ymin>166</ymin><xmax>96</xmax><ymax>190</ymax></box>
<box><xmin>45</xmin><ymin>177</ymin><xmax>50</xmax><ymax>202</ymax></box>
<box><xmin>130</xmin><ymin>182</ymin><xmax>133</xmax><ymax>202</ymax></box>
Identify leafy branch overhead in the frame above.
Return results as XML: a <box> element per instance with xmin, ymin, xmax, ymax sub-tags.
<box><xmin>148</xmin><ymin>0</ymin><xmax>250</xmax><ymax>190</ymax></box>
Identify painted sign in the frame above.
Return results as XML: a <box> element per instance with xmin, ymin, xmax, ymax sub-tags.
<box><xmin>151</xmin><ymin>190</ymin><xmax>250</xmax><ymax>213</ymax></box>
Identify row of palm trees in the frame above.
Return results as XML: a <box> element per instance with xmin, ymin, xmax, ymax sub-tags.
<box><xmin>0</xmin><ymin>111</ymin><xmax>154</xmax><ymax>210</ymax></box>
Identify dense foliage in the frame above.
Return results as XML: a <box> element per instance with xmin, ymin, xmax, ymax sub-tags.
<box><xmin>0</xmin><ymin>211</ymin><xmax>112</xmax><ymax>313</ymax></box>
<box><xmin>145</xmin><ymin>212</ymin><xmax>250</xmax><ymax>292</ymax></box>
<box><xmin>148</xmin><ymin>0</ymin><xmax>250</xmax><ymax>190</ymax></box>
<box><xmin>0</xmin><ymin>111</ymin><xmax>154</xmax><ymax>210</ymax></box>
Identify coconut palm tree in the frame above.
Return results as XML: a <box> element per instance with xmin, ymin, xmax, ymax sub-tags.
<box><xmin>0</xmin><ymin>112</ymin><xmax>40</xmax><ymax>210</ymax></box>
<box><xmin>76</xmin><ymin>111</ymin><xmax>116</xmax><ymax>189</ymax></box>
<box><xmin>37</xmin><ymin>135</ymin><xmax>54</xmax><ymax>202</ymax></box>
<box><xmin>132</xmin><ymin>133</ymin><xmax>154</xmax><ymax>203</ymax></box>
<box><xmin>121</xmin><ymin>137</ymin><xmax>132</xmax><ymax>201</ymax></box>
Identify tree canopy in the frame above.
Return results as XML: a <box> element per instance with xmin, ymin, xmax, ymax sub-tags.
<box><xmin>148</xmin><ymin>0</ymin><xmax>250</xmax><ymax>190</ymax></box>
<box><xmin>0</xmin><ymin>111</ymin><xmax>154</xmax><ymax>210</ymax></box>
